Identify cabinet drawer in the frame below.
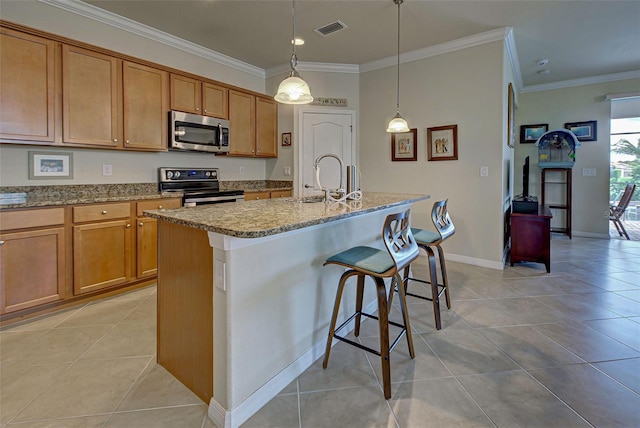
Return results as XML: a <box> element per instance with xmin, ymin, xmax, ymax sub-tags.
<box><xmin>73</xmin><ymin>202</ymin><xmax>131</xmax><ymax>223</ymax></box>
<box><xmin>245</xmin><ymin>191</ymin><xmax>270</xmax><ymax>201</ymax></box>
<box><xmin>0</xmin><ymin>208</ymin><xmax>65</xmax><ymax>231</ymax></box>
<box><xmin>270</xmin><ymin>190</ymin><xmax>292</xmax><ymax>199</ymax></box>
<box><xmin>136</xmin><ymin>198</ymin><xmax>182</xmax><ymax>216</ymax></box>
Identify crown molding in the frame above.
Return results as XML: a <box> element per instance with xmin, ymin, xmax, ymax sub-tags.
<box><xmin>38</xmin><ymin>0</ymin><xmax>265</xmax><ymax>78</ymax></box>
<box><xmin>266</xmin><ymin>62</ymin><xmax>360</xmax><ymax>78</ymax></box>
<box><xmin>504</xmin><ymin>28</ymin><xmax>523</xmax><ymax>91</ymax></box>
<box><xmin>359</xmin><ymin>27</ymin><xmax>510</xmax><ymax>73</ymax></box>
<box><xmin>520</xmin><ymin>70</ymin><xmax>640</xmax><ymax>93</ymax></box>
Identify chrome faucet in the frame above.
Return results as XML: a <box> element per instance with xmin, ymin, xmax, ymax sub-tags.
<box><xmin>314</xmin><ymin>153</ymin><xmax>345</xmax><ymax>201</ymax></box>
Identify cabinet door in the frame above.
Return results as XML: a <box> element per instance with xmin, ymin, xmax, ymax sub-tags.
<box><xmin>73</xmin><ymin>220</ymin><xmax>133</xmax><ymax>295</ymax></box>
<box><xmin>137</xmin><ymin>217</ymin><xmax>158</xmax><ymax>278</ymax></box>
<box><xmin>0</xmin><ymin>228</ymin><xmax>65</xmax><ymax>314</ymax></box>
<box><xmin>170</xmin><ymin>74</ymin><xmax>201</xmax><ymax>114</ymax></box>
<box><xmin>0</xmin><ymin>28</ymin><xmax>56</xmax><ymax>143</ymax></box>
<box><xmin>122</xmin><ymin>61</ymin><xmax>169</xmax><ymax>151</ymax></box>
<box><xmin>203</xmin><ymin>82</ymin><xmax>228</xmax><ymax>119</ymax></box>
<box><xmin>62</xmin><ymin>45</ymin><xmax>120</xmax><ymax>147</ymax></box>
<box><xmin>228</xmin><ymin>90</ymin><xmax>256</xmax><ymax>156</ymax></box>
<box><xmin>256</xmin><ymin>96</ymin><xmax>277</xmax><ymax>157</ymax></box>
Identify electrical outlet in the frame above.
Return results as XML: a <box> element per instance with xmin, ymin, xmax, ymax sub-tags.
<box><xmin>582</xmin><ymin>168</ymin><xmax>596</xmax><ymax>176</ymax></box>
<box><xmin>102</xmin><ymin>164</ymin><xmax>112</xmax><ymax>176</ymax></box>
<box><xmin>215</xmin><ymin>262</ymin><xmax>226</xmax><ymax>291</ymax></box>
<box><xmin>284</xmin><ymin>166</ymin><xmax>291</xmax><ymax>176</ymax></box>
<box><xmin>480</xmin><ymin>166</ymin><xmax>489</xmax><ymax>177</ymax></box>
<box><xmin>239</xmin><ymin>167</ymin><xmax>245</xmax><ymax>175</ymax></box>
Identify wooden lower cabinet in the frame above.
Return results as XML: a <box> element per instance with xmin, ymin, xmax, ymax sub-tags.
<box><xmin>270</xmin><ymin>190</ymin><xmax>292</xmax><ymax>198</ymax></box>
<box><xmin>135</xmin><ymin>198</ymin><xmax>181</xmax><ymax>278</ymax></box>
<box><xmin>0</xmin><ymin>227</ymin><xmax>65</xmax><ymax>314</ymax></box>
<box><xmin>245</xmin><ymin>190</ymin><xmax>292</xmax><ymax>201</ymax></box>
<box><xmin>73</xmin><ymin>219</ymin><xmax>133</xmax><ymax>295</ymax></box>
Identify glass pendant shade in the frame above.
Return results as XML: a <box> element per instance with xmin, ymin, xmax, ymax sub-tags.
<box><xmin>386</xmin><ymin>113</ymin><xmax>410</xmax><ymax>133</ymax></box>
<box><xmin>275</xmin><ymin>74</ymin><xmax>313</xmax><ymax>104</ymax></box>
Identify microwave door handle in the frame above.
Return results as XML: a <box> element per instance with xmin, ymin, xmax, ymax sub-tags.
<box><xmin>218</xmin><ymin>123</ymin><xmax>223</xmax><ymax>147</ymax></box>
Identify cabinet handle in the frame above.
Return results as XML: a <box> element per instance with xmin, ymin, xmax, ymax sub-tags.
<box><xmin>102</xmin><ymin>210</ymin><xmax>107</xmax><ymax>214</ymax></box>
<box><xmin>126</xmin><ymin>224</ymin><xmax>131</xmax><ymax>228</ymax></box>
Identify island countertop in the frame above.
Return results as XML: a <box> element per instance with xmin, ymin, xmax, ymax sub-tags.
<box><xmin>145</xmin><ymin>192</ymin><xmax>429</xmax><ymax>238</ymax></box>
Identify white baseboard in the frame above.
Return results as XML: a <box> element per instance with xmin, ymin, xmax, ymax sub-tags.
<box><xmin>446</xmin><ymin>252</ymin><xmax>505</xmax><ymax>270</ymax></box>
<box><xmin>208</xmin><ymin>299</ymin><xmax>379</xmax><ymax>428</ymax></box>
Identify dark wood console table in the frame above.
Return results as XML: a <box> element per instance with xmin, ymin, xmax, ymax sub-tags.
<box><xmin>510</xmin><ymin>204</ymin><xmax>553</xmax><ymax>272</ymax></box>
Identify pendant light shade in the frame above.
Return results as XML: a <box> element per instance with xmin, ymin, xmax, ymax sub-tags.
<box><xmin>386</xmin><ymin>0</ymin><xmax>409</xmax><ymax>133</ymax></box>
<box><xmin>275</xmin><ymin>0</ymin><xmax>313</xmax><ymax>105</ymax></box>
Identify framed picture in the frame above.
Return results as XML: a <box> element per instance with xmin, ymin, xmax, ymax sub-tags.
<box><xmin>29</xmin><ymin>151</ymin><xmax>73</xmax><ymax>180</ymax></box>
<box><xmin>564</xmin><ymin>121</ymin><xmax>597</xmax><ymax>141</ymax></box>
<box><xmin>520</xmin><ymin>123</ymin><xmax>548</xmax><ymax>144</ymax></box>
<box><xmin>507</xmin><ymin>82</ymin><xmax>516</xmax><ymax>148</ymax></box>
<box><xmin>391</xmin><ymin>128</ymin><xmax>417</xmax><ymax>161</ymax></box>
<box><xmin>427</xmin><ymin>124</ymin><xmax>458</xmax><ymax>161</ymax></box>
<box><xmin>281</xmin><ymin>132</ymin><xmax>292</xmax><ymax>146</ymax></box>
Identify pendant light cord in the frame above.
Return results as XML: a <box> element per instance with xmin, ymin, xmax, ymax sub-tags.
<box><xmin>395</xmin><ymin>0</ymin><xmax>402</xmax><ymax>114</ymax></box>
<box><xmin>291</xmin><ymin>0</ymin><xmax>297</xmax><ymax>70</ymax></box>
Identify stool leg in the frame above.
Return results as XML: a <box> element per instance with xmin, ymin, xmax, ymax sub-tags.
<box><xmin>323</xmin><ymin>270</ymin><xmax>353</xmax><ymax>369</ymax></box>
<box><xmin>374</xmin><ymin>277</ymin><xmax>392</xmax><ymax>399</ymax></box>
<box><xmin>395</xmin><ymin>273</ymin><xmax>415</xmax><ymax>359</ymax></box>
<box><xmin>354</xmin><ymin>274</ymin><xmax>365</xmax><ymax>336</ymax></box>
<box><xmin>426</xmin><ymin>246</ymin><xmax>442</xmax><ymax>330</ymax></box>
<box><xmin>436</xmin><ymin>244</ymin><xmax>452</xmax><ymax>310</ymax></box>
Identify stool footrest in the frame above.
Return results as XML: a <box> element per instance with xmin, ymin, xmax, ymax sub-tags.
<box><xmin>333</xmin><ymin>311</ymin><xmax>409</xmax><ymax>357</ymax></box>
<box><xmin>404</xmin><ymin>277</ymin><xmax>447</xmax><ymax>302</ymax></box>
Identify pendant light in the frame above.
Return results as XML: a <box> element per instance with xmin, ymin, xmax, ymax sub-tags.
<box><xmin>275</xmin><ymin>0</ymin><xmax>313</xmax><ymax>104</ymax></box>
<box><xmin>386</xmin><ymin>0</ymin><xmax>409</xmax><ymax>133</ymax></box>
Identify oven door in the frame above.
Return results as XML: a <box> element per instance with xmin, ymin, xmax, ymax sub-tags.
<box><xmin>170</xmin><ymin>111</ymin><xmax>230</xmax><ymax>153</ymax></box>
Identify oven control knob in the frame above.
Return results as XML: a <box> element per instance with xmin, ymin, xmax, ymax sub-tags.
<box><xmin>174</xmin><ymin>171</ymin><xmax>181</xmax><ymax>178</ymax></box>
<box><xmin>205</xmin><ymin>171</ymin><xmax>211</xmax><ymax>177</ymax></box>
<box><xmin>166</xmin><ymin>171</ymin><xmax>174</xmax><ymax>179</ymax></box>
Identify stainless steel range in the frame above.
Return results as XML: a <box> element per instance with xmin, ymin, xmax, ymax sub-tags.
<box><xmin>158</xmin><ymin>167</ymin><xmax>244</xmax><ymax>206</ymax></box>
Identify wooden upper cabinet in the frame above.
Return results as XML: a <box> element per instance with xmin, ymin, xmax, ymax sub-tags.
<box><xmin>62</xmin><ymin>45</ymin><xmax>120</xmax><ymax>147</ymax></box>
<box><xmin>171</xmin><ymin>74</ymin><xmax>228</xmax><ymax>119</ymax></box>
<box><xmin>202</xmin><ymin>82</ymin><xmax>228</xmax><ymax>119</ymax></box>
<box><xmin>228</xmin><ymin>89</ymin><xmax>256</xmax><ymax>156</ymax></box>
<box><xmin>170</xmin><ymin>74</ymin><xmax>201</xmax><ymax>114</ymax></box>
<box><xmin>0</xmin><ymin>28</ymin><xmax>56</xmax><ymax>143</ymax></box>
<box><xmin>256</xmin><ymin>96</ymin><xmax>277</xmax><ymax>157</ymax></box>
<box><xmin>122</xmin><ymin>61</ymin><xmax>169</xmax><ymax>151</ymax></box>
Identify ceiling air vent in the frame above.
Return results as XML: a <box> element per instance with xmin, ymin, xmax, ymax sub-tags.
<box><xmin>314</xmin><ymin>20</ymin><xmax>348</xmax><ymax>37</ymax></box>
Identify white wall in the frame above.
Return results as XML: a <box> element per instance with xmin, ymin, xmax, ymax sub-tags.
<box><xmin>514</xmin><ymin>78</ymin><xmax>640</xmax><ymax>238</ymax></box>
<box><xmin>359</xmin><ymin>41</ymin><xmax>506</xmax><ymax>267</ymax></box>
<box><xmin>0</xmin><ymin>0</ymin><xmax>268</xmax><ymax>186</ymax></box>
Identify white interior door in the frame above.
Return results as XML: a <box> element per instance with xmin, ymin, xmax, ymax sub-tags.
<box><xmin>296</xmin><ymin>108</ymin><xmax>356</xmax><ymax>198</ymax></box>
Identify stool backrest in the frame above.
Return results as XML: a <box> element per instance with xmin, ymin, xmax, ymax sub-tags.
<box><xmin>382</xmin><ymin>209</ymin><xmax>419</xmax><ymax>272</ymax></box>
<box><xmin>431</xmin><ymin>199</ymin><xmax>455</xmax><ymax>241</ymax></box>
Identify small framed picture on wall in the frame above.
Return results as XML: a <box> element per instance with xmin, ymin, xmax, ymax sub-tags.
<box><xmin>281</xmin><ymin>132</ymin><xmax>292</xmax><ymax>146</ymax></box>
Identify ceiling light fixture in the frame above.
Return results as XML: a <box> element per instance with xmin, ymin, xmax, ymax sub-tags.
<box><xmin>275</xmin><ymin>0</ymin><xmax>313</xmax><ymax>105</ymax></box>
<box><xmin>387</xmin><ymin>0</ymin><xmax>409</xmax><ymax>133</ymax></box>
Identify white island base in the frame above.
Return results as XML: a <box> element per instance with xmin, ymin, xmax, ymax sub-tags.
<box><xmin>152</xmin><ymin>195</ymin><xmax>428</xmax><ymax>428</ymax></box>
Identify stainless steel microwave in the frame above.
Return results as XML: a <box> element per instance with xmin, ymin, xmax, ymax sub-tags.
<box><xmin>169</xmin><ymin>111</ymin><xmax>230</xmax><ymax>154</ymax></box>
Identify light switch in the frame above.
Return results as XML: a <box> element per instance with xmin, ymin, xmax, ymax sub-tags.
<box><xmin>480</xmin><ymin>166</ymin><xmax>489</xmax><ymax>177</ymax></box>
<box><xmin>582</xmin><ymin>168</ymin><xmax>596</xmax><ymax>176</ymax></box>
<box><xmin>239</xmin><ymin>167</ymin><xmax>245</xmax><ymax>175</ymax></box>
<box><xmin>102</xmin><ymin>164</ymin><xmax>112</xmax><ymax>176</ymax></box>
<box><xmin>284</xmin><ymin>166</ymin><xmax>291</xmax><ymax>176</ymax></box>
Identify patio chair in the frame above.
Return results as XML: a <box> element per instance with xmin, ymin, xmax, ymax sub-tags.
<box><xmin>610</xmin><ymin>183</ymin><xmax>637</xmax><ymax>240</ymax></box>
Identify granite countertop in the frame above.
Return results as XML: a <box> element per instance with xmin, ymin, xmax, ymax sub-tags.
<box><xmin>144</xmin><ymin>192</ymin><xmax>430</xmax><ymax>238</ymax></box>
<box><xmin>0</xmin><ymin>180</ymin><xmax>293</xmax><ymax>209</ymax></box>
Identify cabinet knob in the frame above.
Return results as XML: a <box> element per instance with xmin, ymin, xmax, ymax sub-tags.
<box><xmin>139</xmin><ymin>222</ymin><xmax>144</xmax><ymax>227</ymax></box>
<box><xmin>102</xmin><ymin>210</ymin><xmax>107</xmax><ymax>214</ymax></box>
<box><xmin>203</xmin><ymin>109</ymin><xmax>207</xmax><ymax>113</ymax></box>
<box><xmin>196</xmin><ymin>107</ymin><xmax>200</xmax><ymax>111</ymax></box>
<box><xmin>126</xmin><ymin>224</ymin><xmax>131</xmax><ymax>228</ymax></box>
<box><xmin>0</xmin><ymin>240</ymin><xmax>4</xmax><ymax>245</ymax></box>
<box><xmin>113</xmin><ymin>138</ymin><xmax>118</xmax><ymax>143</ymax></box>
<box><xmin>126</xmin><ymin>140</ymin><xmax>130</xmax><ymax>144</ymax></box>
<box><xmin>158</xmin><ymin>205</ymin><xmax>163</xmax><ymax>209</ymax></box>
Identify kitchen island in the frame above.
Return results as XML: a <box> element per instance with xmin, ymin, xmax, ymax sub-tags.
<box><xmin>145</xmin><ymin>192</ymin><xmax>429</xmax><ymax>428</ymax></box>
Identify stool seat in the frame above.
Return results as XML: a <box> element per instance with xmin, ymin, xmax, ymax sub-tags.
<box><xmin>411</xmin><ymin>228</ymin><xmax>440</xmax><ymax>245</ymax></box>
<box><xmin>324</xmin><ymin>246</ymin><xmax>394</xmax><ymax>275</ymax></box>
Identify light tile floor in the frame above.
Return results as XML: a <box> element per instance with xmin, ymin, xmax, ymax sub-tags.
<box><xmin>2</xmin><ymin>236</ymin><xmax>640</xmax><ymax>427</ymax></box>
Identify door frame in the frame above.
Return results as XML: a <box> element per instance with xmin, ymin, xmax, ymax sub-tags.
<box><xmin>293</xmin><ymin>106</ymin><xmax>357</xmax><ymax>198</ymax></box>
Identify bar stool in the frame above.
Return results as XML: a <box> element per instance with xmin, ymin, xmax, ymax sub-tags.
<box><xmin>401</xmin><ymin>199</ymin><xmax>455</xmax><ymax>330</ymax></box>
<box><xmin>322</xmin><ymin>209</ymin><xmax>419</xmax><ymax>399</ymax></box>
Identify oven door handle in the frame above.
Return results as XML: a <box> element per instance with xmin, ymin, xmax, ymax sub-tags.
<box><xmin>184</xmin><ymin>195</ymin><xmax>245</xmax><ymax>204</ymax></box>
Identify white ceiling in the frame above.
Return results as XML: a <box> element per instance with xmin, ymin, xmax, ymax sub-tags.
<box><xmin>81</xmin><ymin>0</ymin><xmax>640</xmax><ymax>90</ymax></box>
